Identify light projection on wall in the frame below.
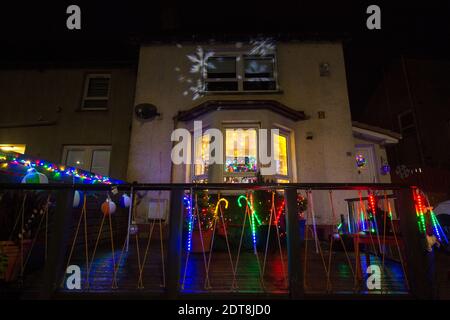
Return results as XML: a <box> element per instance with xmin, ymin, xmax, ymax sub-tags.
<box><xmin>175</xmin><ymin>38</ymin><xmax>277</xmax><ymax>101</ymax></box>
<box><xmin>248</xmin><ymin>38</ymin><xmax>276</xmax><ymax>56</ymax></box>
<box><xmin>225</xmin><ymin>129</ymin><xmax>257</xmax><ymax>173</ymax></box>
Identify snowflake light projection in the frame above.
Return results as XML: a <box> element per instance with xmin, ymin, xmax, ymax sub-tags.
<box><xmin>175</xmin><ymin>45</ymin><xmax>215</xmax><ymax>101</ymax></box>
<box><xmin>248</xmin><ymin>38</ymin><xmax>276</xmax><ymax>56</ymax></box>
<box><xmin>174</xmin><ymin>39</ymin><xmax>276</xmax><ymax>100</ymax></box>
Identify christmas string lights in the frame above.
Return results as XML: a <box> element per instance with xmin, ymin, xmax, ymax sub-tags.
<box><xmin>183</xmin><ymin>195</ymin><xmax>194</xmax><ymax>252</ymax></box>
<box><xmin>368</xmin><ymin>193</ymin><xmax>379</xmax><ymax>234</ymax></box>
<box><xmin>430</xmin><ymin>210</ymin><xmax>448</xmax><ymax>244</ymax></box>
<box><xmin>274</xmin><ymin>199</ymin><xmax>285</xmax><ymax>225</ymax></box>
<box><xmin>238</xmin><ymin>194</ymin><xmax>261</xmax><ymax>250</ymax></box>
<box><xmin>0</xmin><ymin>151</ymin><xmax>122</xmax><ymax>185</ymax></box>
<box><xmin>412</xmin><ymin>188</ymin><xmax>448</xmax><ymax>244</ymax></box>
<box><xmin>237</xmin><ymin>195</ymin><xmax>262</xmax><ymax>226</ymax></box>
<box><xmin>413</xmin><ymin>189</ymin><xmax>427</xmax><ymax>234</ymax></box>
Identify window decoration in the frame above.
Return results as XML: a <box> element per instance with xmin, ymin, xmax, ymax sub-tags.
<box><xmin>355</xmin><ymin>154</ymin><xmax>367</xmax><ymax>168</ymax></box>
<box><xmin>225</xmin><ymin>129</ymin><xmax>257</xmax><ymax>173</ymax></box>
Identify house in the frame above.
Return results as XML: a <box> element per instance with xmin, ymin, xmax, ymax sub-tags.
<box><xmin>359</xmin><ymin>56</ymin><xmax>450</xmax><ymax>200</ymax></box>
<box><xmin>0</xmin><ymin>62</ymin><xmax>137</xmax><ymax>181</ymax></box>
<box><xmin>126</xmin><ymin>39</ymin><xmax>399</xmax><ymax>234</ymax></box>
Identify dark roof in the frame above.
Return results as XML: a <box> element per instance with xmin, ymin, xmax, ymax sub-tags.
<box><xmin>175</xmin><ymin>100</ymin><xmax>306</xmax><ymax>122</ymax></box>
<box><xmin>352</xmin><ymin>121</ymin><xmax>402</xmax><ymax>140</ymax></box>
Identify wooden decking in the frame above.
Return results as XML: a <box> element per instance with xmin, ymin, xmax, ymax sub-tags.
<box><xmin>55</xmin><ymin>239</ymin><xmax>410</xmax><ymax>296</ymax></box>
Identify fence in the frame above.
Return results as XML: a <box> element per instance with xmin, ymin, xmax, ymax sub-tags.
<box><xmin>0</xmin><ymin>182</ymin><xmax>437</xmax><ymax>299</ymax></box>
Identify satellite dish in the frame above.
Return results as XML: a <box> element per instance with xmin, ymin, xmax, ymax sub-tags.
<box><xmin>134</xmin><ymin>103</ymin><xmax>160</xmax><ymax>120</ymax></box>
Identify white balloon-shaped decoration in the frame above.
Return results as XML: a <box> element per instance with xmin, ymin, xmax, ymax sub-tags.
<box><xmin>73</xmin><ymin>190</ymin><xmax>84</xmax><ymax>209</ymax></box>
<box><xmin>21</xmin><ymin>168</ymin><xmax>49</xmax><ymax>184</ymax></box>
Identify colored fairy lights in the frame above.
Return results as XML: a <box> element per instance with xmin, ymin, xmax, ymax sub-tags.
<box><xmin>430</xmin><ymin>210</ymin><xmax>448</xmax><ymax>244</ymax></box>
<box><xmin>184</xmin><ymin>195</ymin><xmax>194</xmax><ymax>252</ymax></box>
<box><xmin>274</xmin><ymin>200</ymin><xmax>285</xmax><ymax>225</ymax></box>
<box><xmin>368</xmin><ymin>194</ymin><xmax>377</xmax><ymax>216</ymax></box>
<box><xmin>237</xmin><ymin>195</ymin><xmax>262</xmax><ymax>226</ymax></box>
<box><xmin>0</xmin><ymin>151</ymin><xmax>122</xmax><ymax>184</ymax></box>
<box><xmin>412</xmin><ymin>188</ymin><xmax>449</xmax><ymax>245</ymax></box>
<box><xmin>413</xmin><ymin>190</ymin><xmax>427</xmax><ymax>234</ymax></box>
<box><xmin>368</xmin><ymin>193</ymin><xmax>379</xmax><ymax>234</ymax></box>
<box><xmin>238</xmin><ymin>194</ymin><xmax>261</xmax><ymax>250</ymax></box>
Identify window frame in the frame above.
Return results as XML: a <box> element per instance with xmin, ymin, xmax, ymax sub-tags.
<box><xmin>81</xmin><ymin>74</ymin><xmax>111</xmax><ymax>111</ymax></box>
<box><xmin>62</xmin><ymin>145</ymin><xmax>112</xmax><ymax>176</ymax></box>
<box><xmin>203</xmin><ymin>51</ymin><xmax>279</xmax><ymax>93</ymax></box>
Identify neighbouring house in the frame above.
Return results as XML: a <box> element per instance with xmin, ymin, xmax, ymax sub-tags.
<box><xmin>359</xmin><ymin>56</ymin><xmax>450</xmax><ymax>200</ymax></box>
<box><xmin>126</xmin><ymin>39</ymin><xmax>400</xmax><ymax>234</ymax></box>
<box><xmin>0</xmin><ymin>62</ymin><xmax>137</xmax><ymax>181</ymax></box>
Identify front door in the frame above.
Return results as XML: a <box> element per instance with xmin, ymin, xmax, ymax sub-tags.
<box><xmin>355</xmin><ymin>144</ymin><xmax>378</xmax><ymax>183</ymax></box>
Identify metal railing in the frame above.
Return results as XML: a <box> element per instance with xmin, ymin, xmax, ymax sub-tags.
<box><xmin>0</xmin><ymin>182</ymin><xmax>435</xmax><ymax>299</ymax></box>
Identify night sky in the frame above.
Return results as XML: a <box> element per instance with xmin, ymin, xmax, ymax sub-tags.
<box><xmin>1</xmin><ymin>1</ymin><xmax>449</xmax><ymax>119</ymax></box>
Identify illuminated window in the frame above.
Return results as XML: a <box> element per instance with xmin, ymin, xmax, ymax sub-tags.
<box><xmin>273</xmin><ymin>132</ymin><xmax>288</xmax><ymax>176</ymax></box>
<box><xmin>0</xmin><ymin>144</ymin><xmax>26</xmax><ymax>154</ymax></box>
<box><xmin>194</xmin><ymin>134</ymin><xmax>210</xmax><ymax>177</ymax></box>
<box><xmin>225</xmin><ymin>129</ymin><xmax>257</xmax><ymax>173</ymax></box>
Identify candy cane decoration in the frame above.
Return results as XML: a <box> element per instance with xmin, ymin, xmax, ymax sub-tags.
<box><xmin>214</xmin><ymin>198</ymin><xmax>229</xmax><ymax>219</ymax></box>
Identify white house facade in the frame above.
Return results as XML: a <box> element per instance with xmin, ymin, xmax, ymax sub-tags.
<box><xmin>126</xmin><ymin>40</ymin><xmax>399</xmax><ymax>232</ymax></box>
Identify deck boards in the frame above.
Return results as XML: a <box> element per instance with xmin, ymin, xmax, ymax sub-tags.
<box><xmin>56</xmin><ymin>239</ymin><xmax>410</xmax><ymax>296</ymax></box>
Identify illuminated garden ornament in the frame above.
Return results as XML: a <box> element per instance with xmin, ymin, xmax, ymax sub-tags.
<box><xmin>101</xmin><ymin>197</ymin><xmax>116</xmax><ymax>216</ymax></box>
<box><xmin>213</xmin><ymin>198</ymin><xmax>228</xmax><ymax>219</ymax></box>
<box><xmin>21</xmin><ymin>168</ymin><xmax>48</xmax><ymax>184</ymax></box>
<box><xmin>183</xmin><ymin>195</ymin><xmax>194</xmax><ymax>252</ymax></box>
<box><xmin>412</xmin><ymin>189</ymin><xmax>449</xmax><ymax>246</ymax></box>
<box><xmin>238</xmin><ymin>194</ymin><xmax>262</xmax><ymax>250</ymax></box>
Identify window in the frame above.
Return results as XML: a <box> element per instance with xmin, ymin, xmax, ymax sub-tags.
<box><xmin>273</xmin><ymin>132</ymin><xmax>288</xmax><ymax>177</ymax></box>
<box><xmin>81</xmin><ymin>74</ymin><xmax>111</xmax><ymax>110</ymax></box>
<box><xmin>243</xmin><ymin>56</ymin><xmax>277</xmax><ymax>91</ymax></box>
<box><xmin>0</xmin><ymin>144</ymin><xmax>26</xmax><ymax>154</ymax></box>
<box><xmin>193</xmin><ymin>133</ymin><xmax>210</xmax><ymax>182</ymax></box>
<box><xmin>63</xmin><ymin>146</ymin><xmax>111</xmax><ymax>176</ymax></box>
<box><xmin>204</xmin><ymin>53</ymin><xmax>278</xmax><ymax>92</ymax></box>
<box><xmin>224</xmin><ymin>128</ymin><xmax>258</xmax><ymax>183</ymax></box>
